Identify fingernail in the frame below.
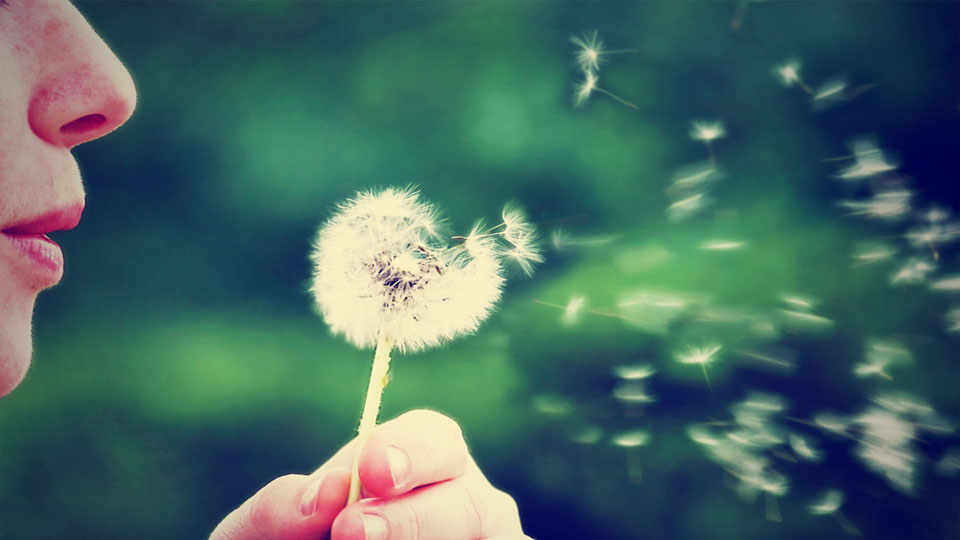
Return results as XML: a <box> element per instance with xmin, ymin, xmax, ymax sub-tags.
<box><xmin>385</xmin><ymin>445</ymin><xmax>410</xmax><ymax>488</ymax></box>
<box><xmin>361</xmin><ymin>513</ymin><xmax>387</xmax><ymax>540</ymax></box>
<box><xmin>299</xmin><ymin>473</ymin><xmax>326</xmax><ymax>516</ymax></box>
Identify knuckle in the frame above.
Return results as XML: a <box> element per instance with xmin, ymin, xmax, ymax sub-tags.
<box><xmin>457</xmin><ymin>481</ymin><xmax>488</xmax><ymax>538</ymax></box>
<box><xmin>247</xmin><ymin>474</ymin><xmax>297</xmax><ymax>539</ymax></box>
<box><xmin>402</xmin><ymin>409</ymin><xmax>466</xmax><ymax>446</ymax></box>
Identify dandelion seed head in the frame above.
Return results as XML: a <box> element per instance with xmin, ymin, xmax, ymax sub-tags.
<box><xmin>690</xmin><ymin>120</ymin><xmax>727</xmax><ymax>142</ymax></box>
<box><xmin>310</xmin><ymin>187</ymin><xmax>505</xmax><ymax>352</ymax></box>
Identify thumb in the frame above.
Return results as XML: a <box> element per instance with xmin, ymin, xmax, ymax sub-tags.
<box><xmin>209</xmin><ymin>467</ymin><xmax>351</xmax><ymax>540</ymax></box>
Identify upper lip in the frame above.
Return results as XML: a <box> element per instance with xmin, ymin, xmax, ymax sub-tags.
<box><xmin>1</xmin><ymin>203</ymin><xmax>85</xmax><ymax>236</ymax></box>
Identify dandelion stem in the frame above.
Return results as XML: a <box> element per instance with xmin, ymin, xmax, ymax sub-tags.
<box><xmin>834</xmin><ymin>511</ymin><xmax>862</xmax><ymax>537</ymax></box>
<box><xmin>798</xmin><ymin>80</ymin><xmax>815</xmax><ymax>96</ymax></box>
<box><xmin>347</xmin><ymin>334</ymin><xmax>394</xmax><ymax>505</ymax></box>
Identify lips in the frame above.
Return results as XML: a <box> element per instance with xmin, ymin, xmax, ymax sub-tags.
<box><xmin>1</xmin><ymin>203</ymin><xmax>84</xmax><ymax>286</ymax></box>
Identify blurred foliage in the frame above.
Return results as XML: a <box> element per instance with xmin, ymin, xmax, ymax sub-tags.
<box><xmin>1</xmin><ymin>1</ymin><xmax>958</xmax><ymax>539</ymax></box>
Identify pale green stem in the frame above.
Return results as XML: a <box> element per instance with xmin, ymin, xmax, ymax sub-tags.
<box><xmin>347</xmin><ymin>334</ymin><xmax>394</xmax><ymax>505</ymax></box>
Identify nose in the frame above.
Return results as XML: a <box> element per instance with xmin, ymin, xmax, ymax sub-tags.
<box><xmin>27</xmin><ymin>4</ymin><xmax>137</xmax><ymax>149</ymax></box>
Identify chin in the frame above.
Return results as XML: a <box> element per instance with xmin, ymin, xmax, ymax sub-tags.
<box><xmin>0</xmin><ymin>290</ymin><xmax>37</xmax><ymax>398</ymax></box>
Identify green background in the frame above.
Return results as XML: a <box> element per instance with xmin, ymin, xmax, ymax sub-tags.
<box><xmin>1</xmin><ymin>1</ymin><xmax>958</xmax><ymax>539</ymax></box>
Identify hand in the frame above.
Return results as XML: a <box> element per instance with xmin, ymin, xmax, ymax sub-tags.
<box><xmin>209</xmin><ymin>409</ymin><xmax>531</xmax><ymax>540</ymax></box>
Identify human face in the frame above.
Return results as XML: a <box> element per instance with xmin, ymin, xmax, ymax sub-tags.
<box><xmin>0</xmin><ymin>0</ymin><xmax>136</xmax><ymax>396</ymax></box>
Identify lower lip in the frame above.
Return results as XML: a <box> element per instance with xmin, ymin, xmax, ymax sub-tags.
<box><xmin>1</xmin><ymin>232</ymin><xmax>65</xmax><ymax>286</ymax></box>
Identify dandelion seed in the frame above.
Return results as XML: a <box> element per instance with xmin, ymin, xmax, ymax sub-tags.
<box><xmin>570</xmin><ymin>30</ymin><xmax>604</xmax><ymax>73</ymax></box>
<box><xmin>700</xmin><ymin>239</ymin><xmax>747</xmax><ymax>251</ymax></box>
<box><xmin>569</xmin><ymin>424</ymin><xmax>604</xmax><ymax>445</ymax></box>
<box><xmin>809</xmin><ymin>489</ymin><xmax>844</xmax><ymax>515</ymax></box>
<box><xmin>935</xmin><ymin>448</ymin><xmax>960</xmax><ymax>477</ymax></box>
<box><xmin>853</xmin><ymin>339</ymin><xmax>912</xmax><ymax>380</ymax></box>
<box><xmin>921</xmin><ymin>206</ymin><xmax>950</xmax><ymax>223</ymax></box>
<box><xmin>854</xmin><ymin>406</ymin><xmax>918</xmax><ymax>494</ymax></box>
<box><xmin>549</xmin><ymin>230</ymin><xmax>616</xmax><ymax>251</ymax></box>
<box><xmin>811</xmin><ymin>77</ymin><xmax>849</xmax><ymax>110</ymax></box>
<box><xmin>675</xmin><ymin>344</ymin><xmax>722</xmax><ymax>390</ymax></box>
<box><xmin>780</xmin><ymin>309</ymin><xmax>834</xmax><ymax>331</ymax></box>
<box><xmin>840</xmin><ymin>189</ymin><xmax>912</xmax><ymax>221</ymax></box>
<box><xmin>773</xmin><ymin>58</ymin><xmax>812</xmax><ymax>93</ymax></box>
<box><xmin>667</xmin><ymin>192</ymin><xmax>712</xmax><ymax>221</ymax></box>
<box><xmin>813</xmin><ymin>412</ymin><xmax>851</xmax><ymax>435</ymax></box>
<box><xmin>789</xmin><ymin>433</ymin><xmax>823</xmax><ymax>462</ymax></box>
<box><xmin>558</xmin><ymin>295</ymin><xmax>588</xmax><ymax>326</ymax></box>
<box><xmin>890</xmin><ymin>257</ymin><xmax>936</xmax><ymax>285</ymax></box>
<box><xmin>945</xmin><ymin>307</ymin><xmax>960</xmax><ymax>333</ymax></box>
<box><xmin>690</xmin><ymin>120</ymin><xmax>727</xmax><ymax>143</ymax></box>
<box><xmin>613</xmin><ymin>380</ymin><xmax>657</xmax><ymax>405</ymax></box>
<box><xmin>572</xmin><ymin>69</ymin><xmax>638</xmax><ymax>109</ymax></box>
<box><xmin>835</xmin><ymin>139</ymin><xmax>898</xmax><ymax>180</ymax></box>
<box><xmin>780</xmin><ymin>293</ymin><xmax>816</xmax><ymax>310</ymax></box>
<box><xmin>612</xmin><ymin>429</ymin><xmax>651</xmax><ymax>482</ymax></box>
<box><xmin>687</xmin><ymin>425</ymin><xmax>723</xmax><ymax>446</ymax></box>
<box><xmin>851</xmin><ymin>242</ymin><xmax>897</xmax><ymax>267</ymax></box>
<box><xmin>906</xmin><ymin>220</ymin><xmax>960</xmax><ymax>260</ymax></box>
<box><xmin>930</xmin><ymin>275</ymin><xmax>960</xmax><ymax>292</ymax></box>
<box><xmin>532</xmin><ymin>394</ymin><xmax>574</xmax><ymax>416</ymax></box>
<box><xmin>310</xmin><ymin>187</ymin><xmax>540</xmax><ymax>504</ymax></box>
<box><xmin>612</xmin><ymin>363</ymin><xmax>657</xmax><ymax>380</ymax></box>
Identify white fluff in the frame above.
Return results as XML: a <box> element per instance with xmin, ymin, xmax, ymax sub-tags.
<box><xmin>311</xmin><ymin>187</ymin><xmax>534</xmax><ymax>353</ymax></box>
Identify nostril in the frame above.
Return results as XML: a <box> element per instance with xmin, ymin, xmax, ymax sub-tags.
<box><xmin>60</xmin><ymin>114</ymin><xmax>107</xmax><ymax>135</ymax></box>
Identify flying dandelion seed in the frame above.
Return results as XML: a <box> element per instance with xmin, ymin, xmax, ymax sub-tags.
<box><xmin>700</xmin><ymin>239</ymin><xmax>747</xmax><ymax>251</ymax></box>
<box><xmin>853</xmin><ymin>339</ymin><xmax>912</xmax><ymax>381</ymax></box>
<box><xmin>930</xmin><ymin>275</ymin><xmax>960</xmax><ymax>292</ymax></box>
<box><xmin>809</xmin><ymin>489</ymin><xmax>861</xmax><ymax>536</ymax></box>
<box><xmin>905</xmin><ymin>220</ymin><xmax>960</xmax><ymax>260</ymax></box>
<box><xmin>689</xmin><ymin>120</ymin><xmax>727</xmax><ymax>143</ymax></box>
<box><xmin>570</xmin><ymin>29</ymin><xmax>640</xmax><ymax>73</ymax></box>
<box><xmin>780</xmin><ymin>293</ymin><xmax>816</xmax><ymax>310</ymax></box>
<box><xmin>773</xmin><ymin>58</ymin><xmax>813</xmax><ymax>94</ymax></box>
<box><xmin>835</xmin><ymin>139</ymin><xmax>899</xmax><ymax>180</ymax></box>
<box><xmin>572</xmin><ymin>69</ymin><xmax>638</xmax><ymax>109</ymax></box>
<box><xmin>675</xmin><ymin>344</ymin><xmax>722</xmax><ymax>390</ymax></box>
<box><xmin>690</xmin><ymin>120</ymin><xmax>726</xmax><ymax>166</ymax></box>
<box><xmin>611</xmin><ymin>429</ymin><xmax>651</xmax><ymax>482</ymax></box>
<box><xmin>851</xmin><ymin>242</ymin><xmax>897</xmax><ymax>267</ymax></box>
<box><xmin>811</xmin><ymin>77</ymin><xmax>850</xmax><ymax>110</ymax></box>
<box><xmin>612</xmin><ymin>363</ymin><xmax>657</xmax><ymax>380</ymax></box>
<box><xmin>569</xmin><ymin>424</ymin><xmax>604</xmax><ymax>445</ymax></box>
<box><xmin>612</xmin><ymin>380</ymin><xmax>657</xmax><ymax>406</ymax></box>
<box><xmin>840</xmin><ymin>188</ymin><xmax>913</xmax><ymax>221</ymax></box>
<box><xmin>789</xmin><ymin>433</ymin><xmax>823</xmax><ymax>462</ymax></box>
<box><xmin>549</xmin><ymin>229</ymin><xmax>617</xmax><ymax>251</ymax></box>
<box><xmin>667</xmin><ymin>192</ymin><xmax>713</xmax><ymax>221</ymax></box>
<box><xmin>532</xmin><ymin>394</ymin><xmax>575</xmax><ymax>416</ymax></box>
<box><xmin>890</xmin><ymin>257</ymin><xmax>936</xmax><ymax>285</ymax></box>
<box><xmin>935</xmin><ymin>448</ymin><xmax>960</xmax><ymax>477</ymax></box>
<box><xmin>945</xmin><ymin>307</ymin><xmax>960</xmax><ymax>332</ymax></box>
<box><xmin>310</xmin><ymin>187</ymin><xmax>540</xmax><ymax>503</ymax></box>
<box><xmin>561</xmin><ymin>295</ymin><xmax>588</xmax><ymax>326</ymax></box>
<box><xmin>813</xmin><ymin>412</ymin><xmax>852</xmax><ymax>436</ymax></box>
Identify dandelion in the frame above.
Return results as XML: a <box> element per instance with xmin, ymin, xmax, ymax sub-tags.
<box><xmin>675</xmin><ymin>343</ymin><xmax>722</xmax><ymax>390</ymax></box>
<box><xmin>573</xmin><ymin>69</ymin><xmax>637</xmax><ymax>109</ymax></box>
<box><xmin>310</xmin><ymin>187</ymin><xmax>540</xmax><ymax>503</ymax></box>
